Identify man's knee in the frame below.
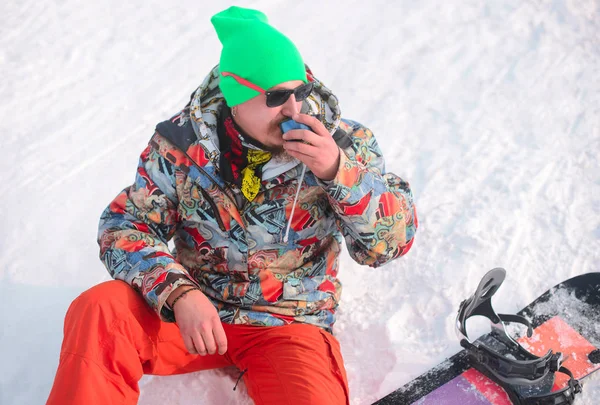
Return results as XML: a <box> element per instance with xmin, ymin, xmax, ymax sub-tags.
<box><xmin>73</xmin><ymin>280</ymin><xmax>141</xmax><ymax>309</ymax></box>
<box><xmin>61</xmin><ymin>280</ymin><xmax>158</xmax><ymax>355</ymax></box>
<box><xmin>65</xmin><ymin>280</ymin><xmax>146</xmax><ymax>327</ymax></box>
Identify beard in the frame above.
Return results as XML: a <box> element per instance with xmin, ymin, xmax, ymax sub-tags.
<box><xmin>261</xmin><ymin>141</ymin><xmax>296</xmax><ymax>164</ymax></box>
<box><xmin>271</xmin><ymin>149</ymin><xmax>296</xmax><ymax>163</ymax></box>
<box><xmin>239</xmin><ymin>116</ymin><xmax>299</xmax><ymax>164</ymax></box>
<box><xmin>261</xmin><ymin>118</ymin><xmax>297</xmax><ymax>163</ymax></box>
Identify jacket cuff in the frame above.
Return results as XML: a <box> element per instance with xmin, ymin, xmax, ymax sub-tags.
<box><xmin>317</xmin><ymin>150</ymin><xmax>363</xmax><ymax>202</ymax></box>
<box><xmin>147</xmin><ymin>264</ymin><xmax>197</xmax><ymax>322</ymax></box>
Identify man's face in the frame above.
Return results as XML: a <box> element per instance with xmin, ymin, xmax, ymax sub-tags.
<box><xmin>234</xmin><ymin>80</ymin><xmax>304</xmax><ymax>159</ymax></box>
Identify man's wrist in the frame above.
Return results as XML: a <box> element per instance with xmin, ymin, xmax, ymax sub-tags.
<box><xmin>167</xmin><ymin>285</ymin><xmax>197</xmax><ymax>307</ymax></box>
<box><xmin>317</xmin><ymin>147</ymin><xmax>342</xmax><ymax>182</ymax></box>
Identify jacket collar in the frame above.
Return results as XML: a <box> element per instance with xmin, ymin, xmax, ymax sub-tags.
<box><xmin>159</xmin><ymin>64</ymin><xmax>342</xmax><ymax>188</ymax></box>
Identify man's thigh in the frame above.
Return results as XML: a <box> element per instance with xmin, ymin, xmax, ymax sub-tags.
<box><xmin>231</xmin><ymin>323</ymin><xmax>349</xmax><ymax>405</ymax></box>
<box><xmin>146</xmin><ymin>319</ymin><xmax>233</xmax><ymax>375</ymax></box>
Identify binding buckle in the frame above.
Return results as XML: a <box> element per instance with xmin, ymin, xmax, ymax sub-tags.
<box><xmin>455</xmin><ymin>268</ymin><xmax>583</xmax><ymax>404</ymax></box>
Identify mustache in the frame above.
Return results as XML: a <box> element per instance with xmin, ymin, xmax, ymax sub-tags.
<box><xmin>275</xmin><ymin>116</ymin><xmax>290</xmax><ymax>127</ymax></box>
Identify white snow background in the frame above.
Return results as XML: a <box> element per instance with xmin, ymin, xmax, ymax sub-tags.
<box><xmin>1</xmin><ymin>0</ymin><xmax>599</xmax><ymax>404</ymax></box>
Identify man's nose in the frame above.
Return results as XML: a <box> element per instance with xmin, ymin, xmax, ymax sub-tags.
<box><xmin>281</xmin><ymin>94</ymin><xmax>300</xmax><ymax>116</ymax></box>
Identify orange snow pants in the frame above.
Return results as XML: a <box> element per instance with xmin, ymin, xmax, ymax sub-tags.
<box><xmin>46</xmin><ymin>280</ymin><xmax>349</xmax><ymax>405</ymax></box>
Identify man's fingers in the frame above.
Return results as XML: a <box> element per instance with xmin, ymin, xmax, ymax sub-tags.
<box><xmin>292</xmin><ymin>113</ymin><xmax>329</xmax><ymax>137</ymax></box>
<box><xmin>283</xmin><ymin>129</ymin><xmax>321</xmax><ymax>145</ymax></box>
<box><xmin>192</xmin><ymin>332</ymin><xmax>207</xmax><ymax>355</ymax></box>
<box><xmin>284</xmin><ymin>148</ymin><xmax>316</xmax><ymax>166</ymax></box>
<box><xmin>284</xmin><ymin>139</ymin><xmax>319</xmax><ymax>158</ymax></box>
<box><xmin>200</xmin><ymin>325</ymin><xmax>218</xmax><ymax>355</ymax></box>
<box><xmin>183</xmin><ymin>335</ymin><xmax>197</xmax><ymax>355</ymax></box>
<box><xmin>212</xmin><ymin>321</ymin><xmax>228</xmax><ymax>355</ymax></box>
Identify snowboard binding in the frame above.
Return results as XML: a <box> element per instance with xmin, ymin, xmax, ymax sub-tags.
<box><xmin>456</xmin><ymin>268</ymin><xmax>582</xmax><ymax>404</ymax></box>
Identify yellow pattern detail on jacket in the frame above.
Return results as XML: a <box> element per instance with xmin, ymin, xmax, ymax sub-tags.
<box><xmin>241</xmin><ymin>149</ymin><xmax>272</xmax><ymax>201</ymax></box>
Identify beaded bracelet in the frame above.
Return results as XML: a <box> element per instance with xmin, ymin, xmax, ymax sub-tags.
<box><xmin>171</xmin><ymin>287</ymin><xmax>200</xmax><ymax>310</ymax></box>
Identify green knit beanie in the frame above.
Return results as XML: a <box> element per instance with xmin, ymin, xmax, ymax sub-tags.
<box><xmin>211</xmin><ymin>6</ymin><xmax>308</xmax><ymax>107</ymax></box>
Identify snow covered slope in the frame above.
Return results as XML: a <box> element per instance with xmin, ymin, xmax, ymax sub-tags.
<box><xmin>1</xmin><ymin>0</ymin><xmax>598</xmax><ymax>404</ymax></box>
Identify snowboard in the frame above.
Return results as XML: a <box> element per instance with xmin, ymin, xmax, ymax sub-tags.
<box><xmin>374</xmin><ymin>272</ymin><xmax>600</xmax><ymax>405</ymax></box>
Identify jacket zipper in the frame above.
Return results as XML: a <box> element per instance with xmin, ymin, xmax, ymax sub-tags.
<box><xmin>156</xmin><ymin>129</ymin><xmax>238</xmax><ymax>232</ymax></box>
<box><xmin>199</xmin><ymin>186</ymin><xmax>227</xmax><ymax>232</ymax></box>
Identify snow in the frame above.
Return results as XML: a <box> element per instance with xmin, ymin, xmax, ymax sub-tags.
<box><xmin>1</xmin><ymin>0</ymin><xmax>599</xmax><ymax>404</ymax></box>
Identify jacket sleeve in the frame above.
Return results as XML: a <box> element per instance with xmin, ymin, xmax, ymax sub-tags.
<box><xmin>318</xmin><ymin>121</ymin><xmax>418</xmax><ymax>267</ymax></box>
<box><xmin>97</xmin><ymin>134</ymin><xmax>197</xmax><ymax>322</ymax></box>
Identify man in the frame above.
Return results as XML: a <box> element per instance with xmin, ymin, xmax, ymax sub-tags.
<box><xmin>47</xmin><ymin>6</ymin><xmax>417</xmax><ymax>405</ymax></box>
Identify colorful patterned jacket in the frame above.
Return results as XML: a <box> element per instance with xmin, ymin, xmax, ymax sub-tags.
<box><xmin>98</xmin><ymin>65</ymin><xmax>417</xmax><ymax>332</ymax></box>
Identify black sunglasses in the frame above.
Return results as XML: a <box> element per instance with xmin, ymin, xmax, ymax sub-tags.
<box><xmin>221</xmin><ymin>72</ymin><xmax>315</xmax><ymax>108</ymax></box>
<box><xmin>265</xmin><ymin>82</ymin><xmax>314</xmax><ymax>107</ymax></box>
